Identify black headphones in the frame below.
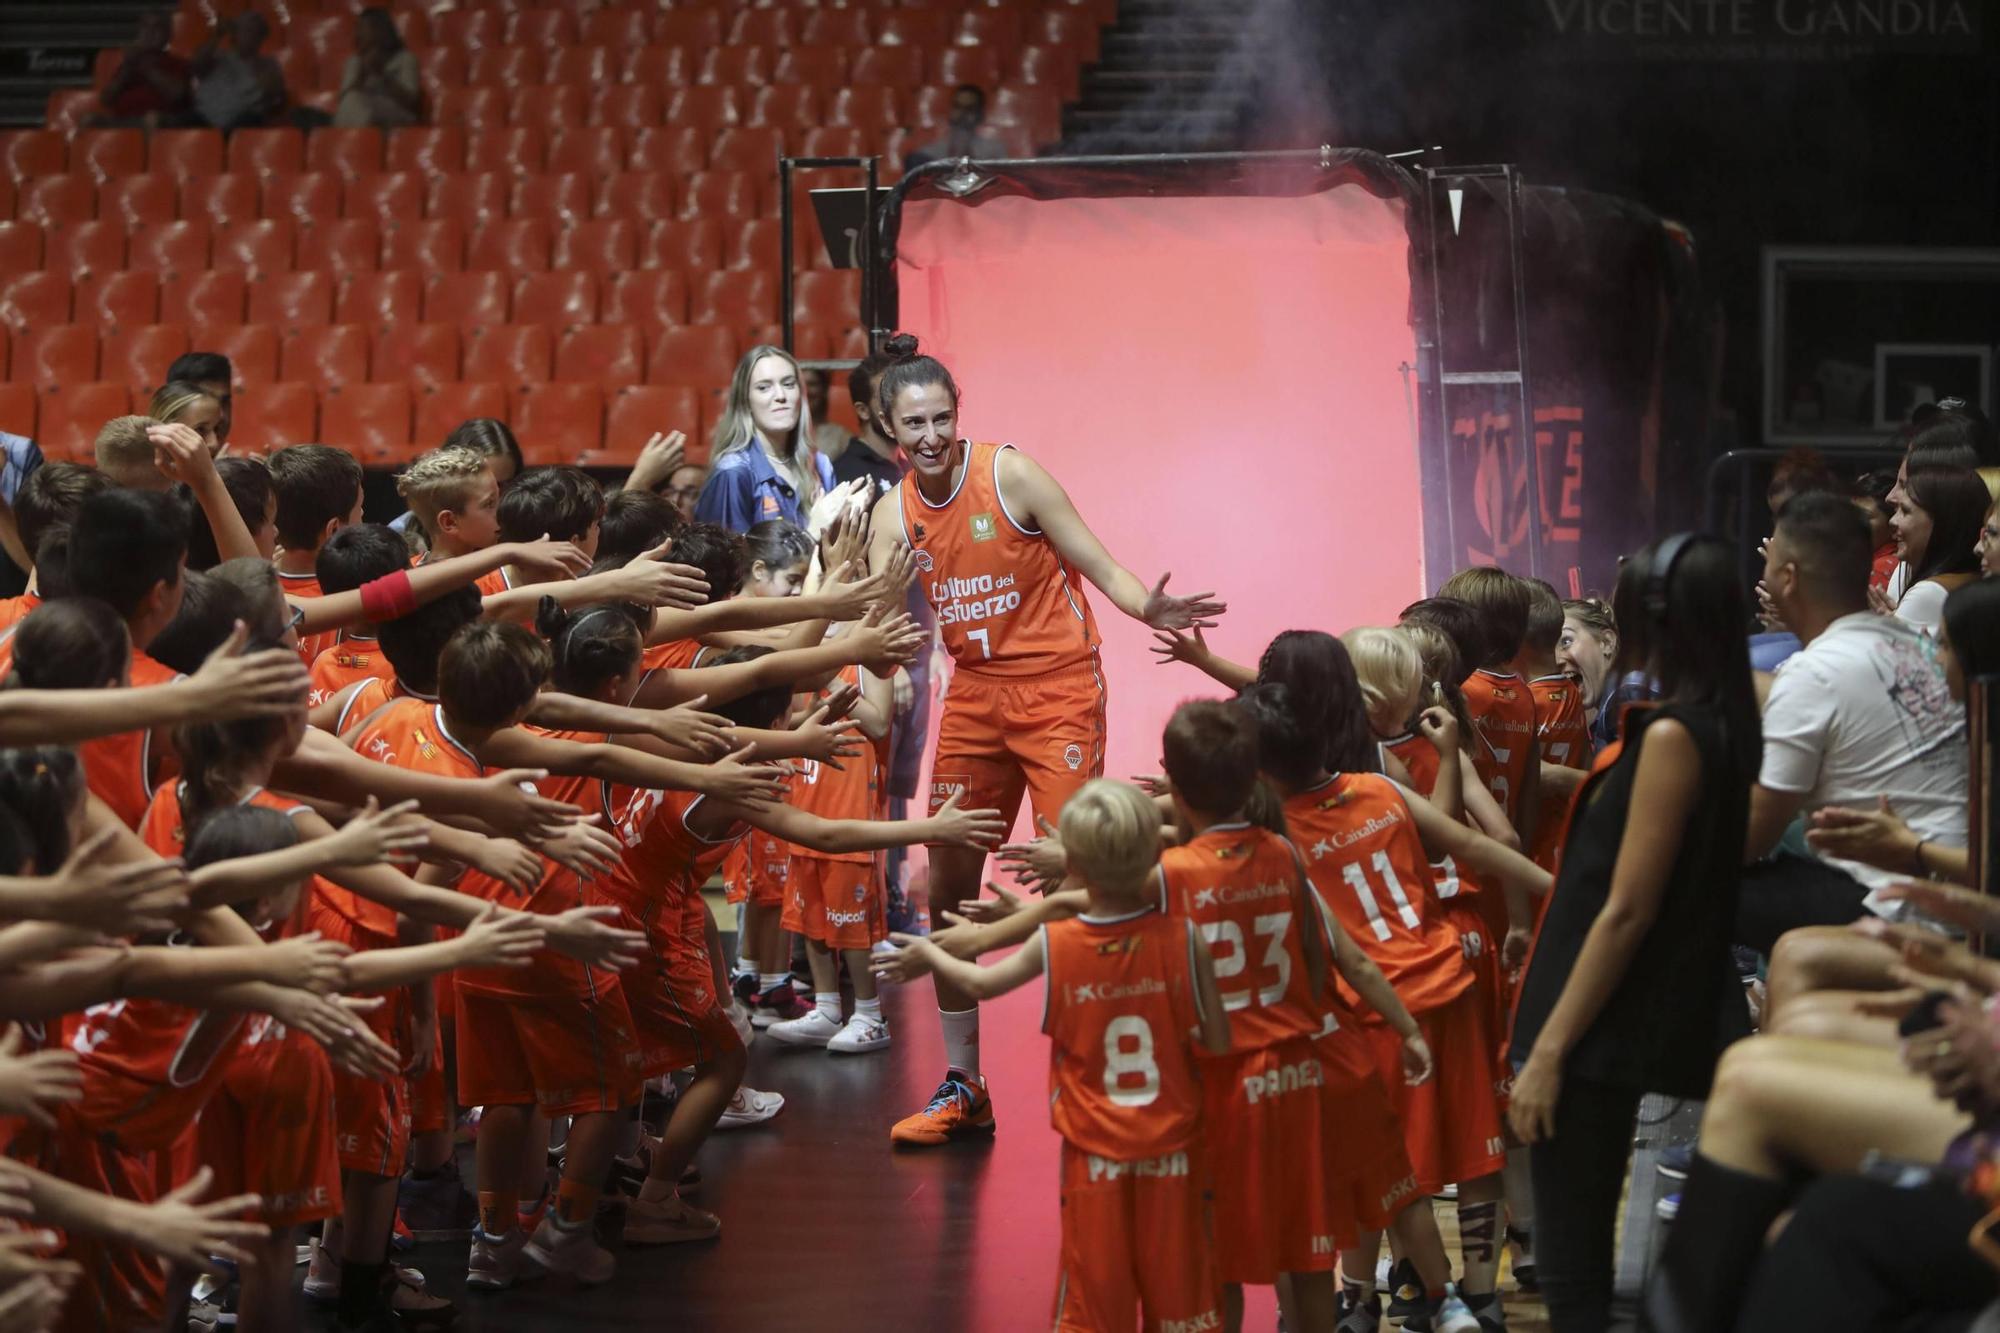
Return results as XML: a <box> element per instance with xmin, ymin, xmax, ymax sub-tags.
<box><xmin>1644</xmin><ymin>531</ymin><xmax>1698</xmax><ymax>623</ymax></box>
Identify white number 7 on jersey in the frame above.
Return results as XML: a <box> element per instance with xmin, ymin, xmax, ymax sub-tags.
<box><xmin>966</xmin><ymin>627</ymin><xmax>991</xmax><ymax>659</ymax></box>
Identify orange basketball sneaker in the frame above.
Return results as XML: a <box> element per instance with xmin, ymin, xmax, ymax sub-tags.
<box><xmin>889</xmin><ymin>1072</ymin><xmax>995</xmax><ymax>1147</ymax></box>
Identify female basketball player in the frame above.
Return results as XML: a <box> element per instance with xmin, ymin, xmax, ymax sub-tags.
<box><xmin>862</xmin><ymin>333</ymin><xmax>1227</xmax><ymax>1145</ymax></box>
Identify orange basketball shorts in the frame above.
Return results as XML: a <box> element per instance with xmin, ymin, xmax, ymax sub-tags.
<box><xmin>723</xmin><ymin>833</ymin><xmax>789</xmax><ymax>908</ymax></box>
<box><xmin>1055</xmin><ymin>1139</ymin><xmax>1221</xmax><ymax>1332</ymax></box>
<box><xmin>32</xmin><ymin>1105</ymin><xmax>168</xmax><ymax>1333</ymax></box>
<box><xmin>1314</xmin><ymin>1025</ymin><xmax>1422</xmax><ymax>1239</ymax></box>
<box><xmin>613</xmin><ymin>896</ymin><xmax>743</xmax><ymax>1077</ymax></box>
<box><xmin>455</xmin><ymin>981</ymin><xmax>644</xmax><ymax>1116</ymax></box>
<box><xmin>199</xmin><ymin>1024</ymin><xmax>342</xmax><ymax>1227</ymax></box>
<box><xmin>1440</xmin><ymin>895</ymin><xmax>1517</xmax><ymax>1115</ymax></box>
<box><xmin>1201</xmin><ymin>1035</ymin><xmax>1339</xmax><ymax>1284</ymax></box>
<box><xmin>781</xmin><ymin>855</ymin><xmax>885</xmax><ymax>951</ymax></box>
<box><xmin>931</xmin><ymin>663</ymin><xmax>1106</xmax><ymax>830</ymax></box>
<box><xmin>307</xmin><ymin>900</ymin><xmax>416</xmax><ymax>1176</ymax></box>
<box><xmin>1366</xmin><ymin>988</ymin><xmax>1505</xmax><ymax>1194</ymax></box>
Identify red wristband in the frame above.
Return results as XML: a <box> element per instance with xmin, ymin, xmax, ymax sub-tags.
<box><xmin>360</xmin><ymin>568</ymin><xmax>416</xmax><ymax>622</ymax></box>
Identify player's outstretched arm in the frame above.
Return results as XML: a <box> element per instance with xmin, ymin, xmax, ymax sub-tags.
<box><xmin>477</xmin><ymin>727</ymin><xmax>790</xmax><ymax>808</ymax></box>
<box><xmin>727</xmin><ymin>789</ymin><xmax>1007</xmax><ymax>857</ymax></box>
<box><xmin>293</xmin><ymin>537</ymin><xmax>590</xmax><ymax>634</ymax></box>
<box><xmin>930</xmin><ymin>885</ymin><xmax>1090</xmax><ymax>959</ymax></box>
<box><xmin>0</xmin><ymin>1159</ymin><xmax>266</xmax><ymax>1274</ymax></box>
<box><xmin>341</xmin><ymin>902</ymin><xmax>544</xmax><ymax>989</ymax></box>
<box><xmin>1401</xmin><ymin>779</ymin><xmax>1551</xmax><ymax>906</ymax></box>
<box><xmin>877</xmin><ymin>929</ymin><xmax>1048</xmax><ymax>1001</ymax></box>
<box><xmin>280</xmin><ymin>729</ymin><xmax>581</xmax><ymax>836</ymax></box>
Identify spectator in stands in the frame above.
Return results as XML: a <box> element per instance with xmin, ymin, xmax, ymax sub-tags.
<box><xmin>662</xmin><ymin>464</ymin><xmax>707</xmax><ymax>524</ymax></box>
<box><xmin>800</xmin><ymin>369</ymin><xmax>852</xmax><ymax>463</ymax></box>
<box><xmin>150</xmin><ymin>382</ymin><xmax>224</xmax><ymax>458</ymax></box>
<box><xmin>191</xmin><ymin>11</ymin><xmax>286</xmax><ymax>133</ymax></box>
<box><xmin>904</xmin><ymin>85</ymin><xmax>1008</xmax><ymax>170</ymax></box>
<box><xmin>166</xmin><ymin>352</ymin><xmax>234</xmax><ymax>451</ymax></box>
<box><xmin>441</xmin><ymin>417</ymin><xmax>522</xmax><ymax>488</ymax></box>
<box><xmin>1737</xmin><ymin>491</ymin><xmax>1966</xmax><ymax>952</ymax></box>
<box><xmin>88</xmin><ymin>11</ymin><xmax>193</xmax><ymax>130</ymax></box>
<box><xmin>334</xmin><ymin>7</ymin><xmax>420</xmax><ymax>130</ymax></box>
<box><xmin>1854</xmin><ymin>468</ymin><xmax>1900</xmax><ymax>595</ymax></box>
<box><xmin>695</xmin><ymin>346</ymin><xmax>832</xmax><ymax>532</ymax></box>
<box><xmin>1889</xmin><ymin>464</ymin><xmax>1987</xmax><ymax>633</ymax></box>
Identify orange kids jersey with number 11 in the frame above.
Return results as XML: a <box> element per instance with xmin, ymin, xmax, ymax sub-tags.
<box><xmin>900</xmin><ymin>441</ymin><xmax>1106</xmax><ymax>825</ymax></box>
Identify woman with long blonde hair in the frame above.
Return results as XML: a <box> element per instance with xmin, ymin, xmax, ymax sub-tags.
<box><xmin>149</xmin><ymin>379</ymin><xmax>224</xmax><ymax>456</ymax></box>
<box><xmin>693</xmin><ymin>345</ymin><xmax>833</xmax><ymax>532</ymax></box>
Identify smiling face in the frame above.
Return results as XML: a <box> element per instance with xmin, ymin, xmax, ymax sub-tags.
<box><xmin>1891</xmin><ymin>492</ymin><xmax>1933</xmax><ymax>569</ymax></box>
<box><xmin>748</xmin><ymin>355</ymin><xmax>800</xmax><ymax>444</ymax></box>
<box><xmin>1556</xmin><ymin>616</ymin><xmax>1616</xmax><ymax>707</ymax></box>
<box><xmin>886</xmin><ymin>382</ymin><xmax>960</xmax><ymax>482</ymax></box>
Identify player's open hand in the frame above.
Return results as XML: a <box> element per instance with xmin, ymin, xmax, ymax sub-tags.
<box><xmin>468</xmin><ymin>835</ymin><xmax>542</xmax><ymax>896</ymax></box>
<box><xmin>615</xmin><ymin>544</ymin><xmax>710</xmax><ymax>610</ymax></box>
<box><xmin>457</xmin><ymin>903</ymin><xmax>544</xmax><ymax>971</ymax></box>
<box><xmin>817</xmin><ymin>677</ymin><xmax>862</xmax><ymax>723</ymax></box>
<box><xmin>627</xmin><ymin>430</ymin><xmax>687</xmax><ymax>495</ymax></box>
<box><xmin>140</xmin><ymin>1165</ymin><xmax>269</xmax><ymax>1274</ymax></box>
<box><xmin>47</xmin><ymin>828</ymin><xmax>190</xmax><ymax>937</ymax></box>
<box><xmin>930</xmin><ymin>790</ymin><xmax>1008</xmax><ymax>850</ymax></box>
<box><xmin>955</xmin><ymin>882</ymin><xmax>1027</xmax><ymax>925</ymax></box>
<box><xmin>870</xmin><ymin>934</ymin><xmax>938</xmax><ymax>984</ymax></box>
<box><xmin>926</xmin><ymin>911</ymin><xmax>985</xmax><ymax>959</ymax></box>
<box><xmin>543</xmin><ymin>905</ymin><xmax>647</xmax><ymax>971</ymax></box>
<box><xmin>1138</xmin><ymin>573</ymin><xmax>1226</xmax><ymax>632</ymax></box>
<box><xmin>286</xmin><ymin>992</ymin><xmax>400</xmax><ymax>1081</ymax></box>
<box><xmin>852</xmin><ymin>605</ymin><xmax>926</xmax><ymax>674</ymax></box>
<box><xmin>791</xmin><ymin>703</ymin><xmax>864</xmax><ymax>768</ymax></box>
<box><xmin>530</xmin><ymin>815</ymin><xmax>623</xmax><ymax>880</ymax></box>
<box><xmin>0</xmin><ymin>1024</ymin><xmax>81</xmax><ymax>1130</ymax></box>
<box><xmin>652</xmin><ymin>695</ymin><xmax>734</xmax><ymax>758</ymax></box>
<box><xmin>326</xmin><ymin>797</ymin><xmax>430</xmax><ymax>868</ymax></box>
<box><xmin>998</xmin><ymin>816</ymin><xmax>1067</xmax><ymax>893</ymax></box>
<box><xmin>191</xmin><ymin>621</ymin><xmax>311</xmax><ymax>720</ymax></box>
<box><xmin>512</xmin><ymin>533</ymin><xmax>592</xmax><ymax>580</ymax></box>
<box><xmin>471</xmin><ymin>769</ymin><xmax>582</xmax><ymax>838</ymax></box>
<box><xmin>704</xmin><ymin>744</ymin><xmax>792</xmax><ymax>808</ymax></box>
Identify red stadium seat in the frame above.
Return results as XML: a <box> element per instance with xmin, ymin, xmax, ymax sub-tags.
<box><xmin>620</xmin><ymin>46</ymin><xmax>691</xmax><ymax>87</ymax></box>
<box><xmin>509</xmin><ymin>173</ymin><xmax>592</xmax><ymax>227</ymax></box>
<box><xmin>512</xmin><ymin>381</ymin><xmax>603</xmax><ymax>463</ymax></box>
<box><xmin>180</xmin><ymin>173</ymin><xmax>260</xmax><ymax>228</ymax></box>
<box><xmin>799</xmin><ymin>11</ymin><xmax>871</xmax><ymax>50</ymax></box>
<box><xmin>0</xmin><ymin>383</ymin><xmax>33</xmax><ymax>441</ymax></box>
<box><xmin>547</xmin><ymin>128</ymin><xmax>628</xmax><ymax>180</ymax></box>
<box><xmin>15</xmin><ymin>325</ymin><xmax>97</xmax><ymax>385</ymax></box>
<box><xmin>793</xmin><ymin>270</ymin><xmax>862</xmax><ymax>326</ymax></box>
<box><xmin>748</xmin><ymin>86</ymin><xmax>821</xmax><ymax>132</ymax></box>
<box><xmin>654</xmin><ymin>10</ymin><xmax>723</xmax><ymax>48</ymax></box>
<box><xmin>908</xmin><ymin>86</ymin><xmax>958</xmax><ymax>129</ymax></box>
<box><xmin>464</xmin><ymin>325</ymin><xmax>551</xmax><ymax>391</ymax></box>
<box><xmin>991</xmin><ymin>86</ymin><xmax>1063</xmax><ymax>144</ymax></box>
<box><xmin>73</xmin><ymin>271</ymin><xmax>158</xmax><ymax>333</ymax></box>
<box><xmin>466</xmin><ymin>129</ymin><xmax>545</xmax><ymax>175</ymax></box>
<box><xmin>341</xmin><ymin>172</ymin><xmax>422</xmax><ymax>225</ymax></box>
<box><xmin>296</xmin><ymin>219</ymin><xmax>380</xmax><ymax>274</ymax></box>
<box><xmin>646</xmin><ymin>326</ymin><xmax>737</xmax><ymax>388</ymax></box>
<box><xmin>335</xmin><ymin>270</ymin><xmax>421</xmax><ymax>333</ymax></box>
<box><xmin>424</xmin><ymin>272</ymin><xmax>511</xmax><ymax>330</ymax></box>
<box><xmin>430</xmin><ymin>8</ymin><xmax>506</xmax><ymax>52</ymax></box>
<box><xmin>953</xmin><ymin>8</ymin><xmax>1026</xmax><ymax>57</ymax></box>
<box><xmin>44</xmin><ymin>221</ymin><xmax>126</xmax><ymax>283</ymax></box>
<box><xmin>272</xmin><ymin>49</ymin><xmax>316</xmax><ymax>100</ymax></box>
<box><xmin>71</xmin><ymin>130</ymin><xmax>146</xmax><ymax>185</ymax></box>
<box><xmin>509</xmin><ymin>86</ymin><xmax>589</xmax><ymax>136</ymax></box>
<box><xmin>100</xmin><ymin>324</ymin><xmax>189</xmax><ymax>392</ymax></box>
<box><xmin>626</xmin><ymin>128</ymin><xmax>706</xmax><ymax>178</ymax></box>
<box><xmin>691</xmin><ymin>270</ymin><xmax>777</xmax><ymax>330</ymax></box>
<box><xmin>0</xmin><ymin>131</ymin><xmax>66</xmax><ymax>183</ymax></box>
<box><xmin>727</xmin><ymin>10</ymin><xmax>793</xmax><ymax>47</ymax></box>
<box><xmin>44</xmin><ymin>91</ymin><xmax>99</xmax><ymax>138</ymax></box>
<box><xmin>424</xmin><ymin>173</ymin><xmax>509</xmax><ymax>231</ymax></box>
<box><xmin>430</xmin><ymin>87</ymin><xmax>507</xmax><ymax>130</ymax></box>
<box><xmin>385</xmin><ymin>127</ymin><xmax>464</xmax><ymax>176</ymax></box>
<box><xmin>380</xmin><ymin>219</ymin><xmax>463</xmax><ymax>273</ymax></box>
<box><xmin>513</xmin><ymin>272</ymin><xmax>598</xmax><ymax>329</ymax></box>
<box><xmin>415</xmin><ymin>46</ymin><xmax>467</xmax><ymax>94</ymax></box>
<box><xmin>373</xmin><ymin>324</ymin><xmax>460</xmax><ymax>390</ymax></box>
<box><xmin>248</xmin><ymin>270</ymin><xmax>334</xmax><ymax>330</ymax></box>
<box><xmin>640</xmin><ymin>219</ymin><xmax>721</xmax><ymax>275</ymax></box>
<box><xmin>211</xmin><ymin>220</ymin><xmax>293</xmax><ymax>280</ymax></box>
<box><xmin>294</xmin><ymin>14</ymin><xmax>350</xmax><ymax>66</ymax></box>
<box><xmin>147</xmin><ymin>129</ymin><xmax>224</xmax><ymax>183</ymax></box>
<box><xmin>262</xmin><ymin>171</ymin><xmax>342</xmax><ymax>228</ymax></box>
<box><xmin>231</xmin><ymin>382</ymin><xmax>317</xmax><ymax>453</ymax></box>
<box><xmin>507</xmin><ymin>9</ymin><xmax>577</xmax><ymax>47</ymax></box>
<box><xmin>772</xmin><ymin>49</ymin><xmax>848</xmax><ymax>94</ymax></box>
<box><xmin>1036</xmin><ymin>7</ymin><xmax>1103</xmax><ymax>60</ymax></box>
<box><xmin>770</xmin><ymin>324</ymin><xmax>833</xmax><ymax>362</ymax></box>
<box><xmin>280</xmin><ymin>323</ymin><xmax>370</xmax><ymax>390</ymax></box>
<box><xmin>679</xmin><ymin>172</ymin><xmax>757</xmax><ymax>222</ymax></box>
<box><xmin>850</xmin><ymin>47</ymin><xmax>925</xmax><ymax>87</ymax></box>
<box><xmin>876</xmin><ymin>11</ymin><xmax>949</xmax><ymax>49</ymax></box>
<box><xmin>466</xmin><ymin>219</ymin><xmax>549</xmax><ymax>273</ymax></box>
<box><xmin>550</xmin><ymin>220</ymin><xmax>638</xmax><ymax>276</ymax></box>
<box><xmin>604</xmin><ymin>270</ymin><xmax>689</xmax><ymax>330</ymax></box>
<box><xmin>709</xmin><ymin>128</ymin><xmax>785</xmax><ymax>176</ymax></box>
<box><xmin>595</xmin><ymin>173</ymin><xmax>675</xmax><ymax>224</ymax></box>
<box><xmin>0</xmin><ymin>177</ymin><xmax>13</xmax><ymax>220</ymax></box>
<box><xmin>589</xmin><ymin>86</ymin><xmax>664</xmax><ymax>131</ymax></box>
<box><xmin>227</xmin><ymin>128</ymin><xmax>305</xmax><ymax>180</ymax></box>
<box><xmin>466</xmin><ymin>46</ymin><xmax>544</xmax><ymax>88</ymax></box>
<box><xmin>555</xmin><ymin>323</ymin><xmax>644</xmax><ymax>387</ymax></box>
<box><xmin>670</xmin><ymin>86</ymin><xmax>747</xmax><ymax>142</ymax></box>
<box><xmin>188</xmin><ymin>323</ymin><xmax>280</xmax><ymax>385</ymax></box>
<box><xmin>726</xmin><ymin>218</ymin><xmax>781</xmax><ymax>273</ymax></box>
<box><xmin>1015</xmin><ymin>45</ymin><xmax>1083</xmax><ymax>98</ymax></box>
<box><xmin>0</xmin><ymin>221</ymin><xmax>42</xmax><ymax>273</ymax></box>
<box><xmin>698</xmin><ymin>47</ymin><xmax>771</xmax><ymax>87</ymax></box>
<box><xmin>415</xmin><ymin>382</ymin><xmax>508</xmax><ymax>443</ymax></box>
<box><xmin>319</xmin><ymin>382</ymin><xmax>413</xmax><ymax>464</ymax></box>
<box><xmin>799</xmin><ymin>127</ymin><xmax>871</xmax><ymax>160</ymax></box>
<box><xmin>596</xmin><ymin>385</ymin><xmax>700</xmax><ymax>466</ymax></box>
<box><xmin>582</xmin><ymin>9</ymin><xmax>651</xmax><ymax>49</ymax></box>
<box><xmin>38</xmin><ymin>383</ymin><xmax>131</xmax><ymax>463</ymax></box>
<box><xmin>20</xmin><ymin>176</ymin><xmax>97</xmax><ymax>230</ymax></box>
<box><xmin>306</xmin><ymin>129</ymin><xmax>383</xmax><ymax>183</ymax></box>
<box><xmin>161</xmin><ymin>272</ymin><xmax>246</xmax><ymax>328</ymax></box>
<box><xmin>0</xmin><ymin>272</ymin><xmax>70</xmax><ymax>338</ymax></box>
<box><xmin>827</xmin><ymin>87</ymin><xmax>902</xmax><ymax>132</ymax></box>
<box><xmin>546</xmin><ymin>46</ymin><xmax>613</xmax><ymax>87</ymax></box>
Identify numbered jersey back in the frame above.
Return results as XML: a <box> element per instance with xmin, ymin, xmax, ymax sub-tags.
<box><xmin>1157</xmin><ymin>823</ymin><xmax>1325</xmax><ymax>1054</ymax></box>
<box><xmin>1461</xmin><ymin>669</ymin><xmax>1536</xmax><ymax>822</ymax></box>
<box><xmin>1285</xmin><ymin>773</ymin><xmax>1473</xmax><ymax>1017</ymax></box>
<box><xmin>1041</xmin><ymin>909</ymin><xmax>1207</xmax><ymax>1160</ymax></box>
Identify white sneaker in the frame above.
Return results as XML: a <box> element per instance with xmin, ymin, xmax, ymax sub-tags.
<box><xmin>466</xmin><ymin>1227</ymin><xmax>531</xmax><ymax>1291</ymax></box>
<box><xmin>767</xmin><ymin>1008</ymin><xmax>842</xmax><ymax>1047</ymax></box>
<box><xmin>716</xmin><ymin>1085</ymin><xmax>785</xmax><ymax>1129</ymax></box>
<box><xmin>828</xmin><ymin>1012</ymin><xmax>891</xmax><ymax>1053</ymax></box>
<box><xmin>303</xmin><ymin>1238</ymin><xmax>427</xmax><ymax>1303</ymax></box>
<box><xmin>523</xmin><ymin>1214</ymin><xmax>615</xmax><ymax>1285</ymax></box>
<box><xmin>1437</xmin><ymin>1288</ymin><xmax>1481</xmax><ymax>1333</ymax></box>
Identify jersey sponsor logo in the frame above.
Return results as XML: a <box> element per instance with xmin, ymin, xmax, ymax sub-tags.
<box><xmin>969</xmin><ymin>511</ymin><xmax>997</xmax><ymax>543</ymax></box>
<box><xmin>365</xmin><ymin>735</ymin><xmax>394</xmax><ymax>761</ymax></box>
<box><xmin>825</xmin><ymin>907</ymin><xmax>869</xmax><ymax>927</ymax></box>
<box><xmin>1311</xmin><ymin>1234</ymin><xmax>1340</xmax><ymax>1256</ymax></box>
<box><xmin>1306</xmin><ymin>807</ymin><xmax>1404</xmax><ymax>858</ymax></box>
<box><xmin>1069</xmin><ymin>977</ymin><xmax>1165</xmax><ymax>1004</ymax></box>
<box><xmin>265</xmin><ymin>1184</ymin><xmax>333</xmax><ymax>1215</ymax></box>
<box><xmin>1191</xmin><ymin>879</ymin><xmax>1289</xmax><ymax>910</ymax></box>
<box><xmin>1380</xmin><ymin>1171</ymin><xmax>1419</xmax><ymax>1213</ymax></box>
<box><xmin>1084</xmin><ymin>1149</ymin><xmax>1190</xmax><ymax>1183</ymax></box>
<box><xmin>1062</xmin><ymin>743</ymin><xmax>1083</xmax><ymax>771</ymax></box>
<box><xmin>1241</xmin><ymin>1054</ymin><xmax>1323</xmax><ymax>1104</ymax></box>
<box><xmin>930</xmin><ymin>572</ymin><xmax>1023</xmax><ymax>628</ymax></box>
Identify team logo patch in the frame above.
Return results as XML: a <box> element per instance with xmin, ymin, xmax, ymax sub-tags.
<box><xmin>1062</xmin><ymin>743</ymin><xmax>1083</xmax><ymax>771</ymax></box>
<box><xmin>969</xmin><ymin>512</ymin><xmax>997</xmax><ymax>543</ymax></box>
<box><xmin>913</xmin><ymin>548</ymin><xmax>934</xmax><ymax>572</ymax></box>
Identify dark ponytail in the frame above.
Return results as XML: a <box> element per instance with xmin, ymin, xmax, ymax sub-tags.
<box><xmin>174</xmin><ymin>635</ymin><xmax>295</xmax><ymax>829</ymax></box>
<box><xmin>873</xmin><ymin>332</ymin><xmax>960</xmax><ymax>419</ymax></box>
<box><xmin>0</xmin><ymin>746</ymin><xmax>85</xmax><ymax>871</ymax></box>
<box><xmin>538</xmin><ymin>597</ymin><xmax>644</xmax><ymax>698</ymax></box>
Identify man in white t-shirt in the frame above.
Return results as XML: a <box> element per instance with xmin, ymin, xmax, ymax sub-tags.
<box><xmin>1739</xmin><ymin>490</ymin><xmax>1966</xmax><ymax>951</ymax></box>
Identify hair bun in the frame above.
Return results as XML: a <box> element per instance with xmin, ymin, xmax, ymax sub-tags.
<box><xmin>882</xmin><ymin>332</ymin><xmax>921</xmax><ymax>360</ymax></box>
<box><xmin>533</xmin><ymin>594</ymin><xmax>571</xmax><ymax>641</ymax></box>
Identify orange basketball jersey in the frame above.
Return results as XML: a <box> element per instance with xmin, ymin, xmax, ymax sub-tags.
<box><xmin>1041</xmin><ymin>908</ymin><xmax>1208</xmax><ymax>1161</ymax></box>
<box><xmin>79</xmin><ymin>648</ymin><xmax>181</xmax><ymax>829</ymax></box>
<box><xmin>1460</xmin><ymin>669</ymin><xmax>1536</xmax><ymax>822</ymax></box>
<box><xmin>342</xmin><ymin>698</ymin><xmax>482</xmax><ymax>936</ymax></box>
<box><xmin>898</xmin><ymin>442</ymin><xmax>1099</xmax><ymax>678</ymax></box>
<box><xmin>788</xmin><ymin>670</ymin><xmax>878</xmax><ymax>865</ymax></box>
<box><xmin>1285</xmin><ymin>774</ymin><xmax>1472</xmax><ymax>1017</ymax></box>
<box><xmin>642</xmin><ymin>638</ymin><xmax>706</xmax><ymax>674</ymax></box>
<box><xmin>279</xmin><ymin>568</ymin><xmax>334</xmax><ymax>668</ymax></box>
<box><xmin>1529</xmin><ymin>675</ymin><xmax>1590</xmax><ymax>771</ymax></box>
<box><xmin>0</xmin><ymin>591</ymin><xmax>38</xmax><ymax>678</ymax></box>
<box><xmin>1383</xmin><ymin>732</ymin><xmax>1472</xmax><ymax>904</ymax></box>
<box><xmin>609</xmin><ymin>785</ymin><xmax>742</xmax><ymax>928</ymax></box>
<box><xmin>309</xmin><ymin>634</ymin><xmax>392</xmax><ymax>708</ymax></box>
<box><xmin>1157</xmin><ymin>823</ymin><xmax>1325</xmax><ymax>1054</ymax></box>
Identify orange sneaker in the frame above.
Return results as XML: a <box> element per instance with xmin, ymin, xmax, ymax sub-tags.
<box><xmin>890</xmin><ymin>1073</ymin><xmax>995</xmax><ymax>1147</ymax></box>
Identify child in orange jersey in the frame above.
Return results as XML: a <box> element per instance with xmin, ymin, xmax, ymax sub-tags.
<box><xmin>307</xmin><ymin>523</ymin><xmax>408</xmax><ymax>707</ymax></box>
<box><xmin>878</xmin><ymin>778</ymin><xmax>1230</xmax><ymax>1332</ymax></box>
<box><xmin>1240</xmin><ymin>681</ymin><xmax>1550</xmax><ymax>1333</ymax></box>
<box><xmin>397</xmin><ymin>445</ymin><xmax>508</xmax><ymax>589</ymax></box>
<box><xmin>1518</xmin><ymin>577</ymin><xmax>1591</xmax><ymax>869</ymax></box>
<box><xmin>268</xmin><ymin>444</ymin><xmax>365</xmax><ymax>668</ymax></box>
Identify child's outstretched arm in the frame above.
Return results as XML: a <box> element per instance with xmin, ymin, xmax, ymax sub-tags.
<box><xmin>872</xmin><ymin>930</ymin><xmax>1048</xmax><ymax>1001</ymax></box>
